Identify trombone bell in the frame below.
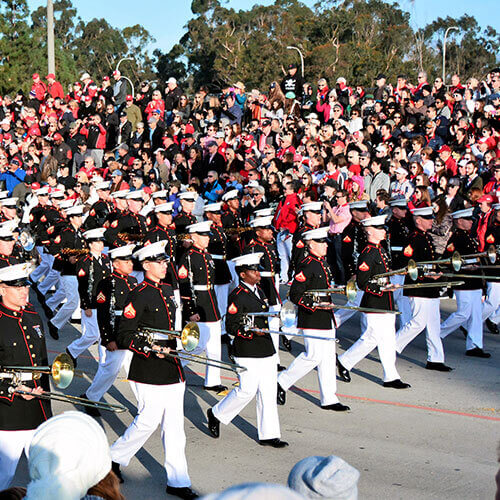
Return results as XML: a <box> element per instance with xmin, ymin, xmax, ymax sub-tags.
<box><xmin>180</xmin><ymin>322</ymin><xmax>200</xmax><ymax>352</ymax></box>
<box><xmin>51</xmin><ymin>353</ymin><xmax>75</xmax><ymax>389</ymax></box>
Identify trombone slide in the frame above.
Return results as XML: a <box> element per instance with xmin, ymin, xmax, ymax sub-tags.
<box><xmin>380</xmin><ymin>281</ymin><xmax>464</xmax><ymax>292</ymax></box>
<box><xmin>314</xmin><ymin>302</ymin><xmax>401</xmax><ymax>314</ymax></box>
<box><xmin>246</xmin><ymin>327</ymin><xmax>335</xmax><ymax>341</ymax></box>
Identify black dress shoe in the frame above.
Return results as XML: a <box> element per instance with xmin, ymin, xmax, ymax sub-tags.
<box><xmin>166</xmin><ymin>486</ymin><xmax>199</xmax><ymax>499</ymax></box>
<box><xmin>47</xmin><ymin>320</ymin><xmax>59</xmax><ymax>340</ymax></box>
<box><xmin>203</xmin><ymin>384</ymin><xmax>228</xmax><ymax>393</ymax></box>
<box><xmin>465</xmin><ymin>347</ymin><xmax>491</xmax><ymax>358</ymax></box>
<box><xmin>425</xmin><ymin>362</ymin><xmax>453</xmax><ymax>372</ymax></box>
<box><xmin>111</xmin><ymin>461</ymin><xmax>124</xmax><ymax>483</ymax></box>
<box><xmin>383</xmin><ymin>379</ymin><xmax>411</xmax><ymax>389</ymax></box>
<box><xmin>281</xmin><ymin>337</ymin><xmax>292</xmax><ymax>352</ymax></box>
<box><xmin>277</xmin><ymin>364</ymin><xmax>286</xmax><ymax>372</ymax></box>
<box><xmin>459</xmin><ymin>326</ymin><xmax>467</xmax><ymax>338</ymax></box>
<box><xmin>206</xmin><ymin>408</ymin><xmax>220</xmax><ymax>438</ymax></box>
<box><xmin>321</xmin><ymin>402</ymin><xmax>350</xmax><ymax>411</ymax></box>
<box><xmin>66</xmin><ymin>348</ymin><xmax>77</xmax><ymax>368</ymax></box>
<box><xmin>80</xmin><ymin>394</ymin><xmax>102</xmax><ymax>417</ymax></box>
<box><xmin>485</xmin><ymin>318</ymin><xmax>499</xmax><ymax>335</ymax></box>
<box><xmin>277</xmin><ymin>383</ymin><xmax>286</xmax><ymax>405</ymax></box>
<box><xmin>336</xmin><ymin>356</ymin><xmax>351</xmax><ymax>382</ymax></box>
<box><xmin>258</xmin><ymin>438</ymin><xmax>289</xmax><ymax>448</ymax></box>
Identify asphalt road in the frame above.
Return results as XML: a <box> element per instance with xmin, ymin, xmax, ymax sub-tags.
<box><xmin>12</xmin><ymin>293</ymin><xmax>500</xmax><ymax>499</ymax></box>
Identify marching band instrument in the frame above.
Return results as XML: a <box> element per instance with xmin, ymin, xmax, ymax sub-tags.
<box><xmin>2</xmin><ymin>353</ymin><xmax>127</xmax><ymax>412</ymax></box>
<box><xmin>417</xmin><ymin>251</ymin><xmax>462</xmax><ymax>272</ymax></box>
<box><xmin>370</xmin><ymin>259</ymin><xmax>418</xmax><ymax>284</ymax></box>
<box><xmin>140</xmin><ymin>322</ymin><xmax>201</xmax><ymax>352</ymax></box>
<box><xmin>313</xmin><ymin>302</ymin><xmax>401</xmax><ymax>314</ymax></box>
<box><xmin>432</xmin><ymin>272</ymin><xmax>499</xmax><ymax>280</ymax></box>
<box><xmin>304</xmin><ymin>279</ymin><xmax>358</xmax><ymax>303</ymax></box>
<box><xmin>460</xmin><ymin>245</ymin><xmax>497</xmax><ymax>265</ymax></box>
<box><xmin>60</xmin><ymin>247</ymin><xmax>90</xmax><ymax>257</ymax></box>
<box><xmin>117</xmin><ymin>232</ymin><xmax>145</xmax><ymax>242</ymax></box>
<box><xmin>380</xmin><ymin>280</ymin><xmax>465</xmax><ymax>292</ymax></box>
<box><xmin>19</xmin><ymin>230</ymin><xmax>35</xmax><ymax>252</ymax></box>
<box><xmin>225</xmin><ymin>227</ymin><xmax>254</xmax><ymax>235</ymax></box>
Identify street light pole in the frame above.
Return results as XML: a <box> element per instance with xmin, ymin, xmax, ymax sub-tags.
<box><xmin>286</xmin><ymin>46</ymin><xmax>304</xmax><ymax>77</ymax></box>
<box><xmin>115</xmin><ymin>57</ymin><xmax>134</xmax><ymax>73</ymax></box>
<box><xmin>47</xmin><ymin>0</ymin><xmax>55</xmax><ymax>75</ymax></box>
<box><xmin>442</xmin><ymin>26</ymin><xmax>459</xmax><ymax>83</ymax></box>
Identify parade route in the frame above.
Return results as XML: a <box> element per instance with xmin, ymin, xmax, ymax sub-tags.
<box><xmin>11</xmin><ymin>295</ymin><xmax>499</xmax><ymax>499</ymax></box>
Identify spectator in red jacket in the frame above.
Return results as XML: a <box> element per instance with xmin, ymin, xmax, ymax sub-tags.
<box><xmin>46</xmin><ymin>73</ymin><xmax>64</xmax><ymax>99</ymax></box>
<box><xmin>31</xmin><ymin>73</ymin><xmax>46</xmax><ymax>101</ymax></box>
<box><xmin>273</xmin><ymin>179</ymin><xmax>302</xmax><ymax>282</ymax></box>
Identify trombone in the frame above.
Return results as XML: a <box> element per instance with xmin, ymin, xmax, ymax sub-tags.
<box><xmin>2</xmin><ymin>353</ymin><xmax>127</xmax><ymax>413</ymax></box>
<box><xmin>304</xmin><ymin>279</ymin><xmax>358</xmax><ymax>303</ymax></box>
<box><xmin>140</xmin><ymin>322</ymin><xmax>247</xmax><ymax>373</ymax></box>
<box><xmin>417</xmin><ymin>251</ymin><xmax>462</xmax><ymax>272</ymax></box>
<box><xmin>370</xmin><ymin>259</ymin><xmax>419</xmax><ymax>284</ymax></box>
<box><xmin>243</xmin><ymin>301</ymin><xmax>335</xmax><ymax>341</ymax></box>
<box><xmin>380</xmin><ymin>280</ymin><xmax>464</xmax><ymax>292</ymax></box>
<box><xmin>460</xmin><ymin>245</ymin><xmax>497</xmax><ymax>266</ymax></box>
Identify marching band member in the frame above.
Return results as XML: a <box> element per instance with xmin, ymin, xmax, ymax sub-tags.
<box><xmin>178</xmin><ymin>221</ymin><xmax>226</xmax><ymax>394</ymax></box>
<box><xmin>440</xmin><ymin>208</ymin><xmax>491</xmax><ymax>358</ymax></box>
<box><xmin>83</xmin><ymin>180</ymin><xmax>113</xmax><ymax>230</ymax></box>
<box><xmin>243</xmin><ymin>215</ymin><xmax>285</xmax><ymax>368</ymax></box>
<box><xmin>205</xmin><ymin>202</ymin><xmax>232</xmax><ymax>339</ymax></box>
<box><xmin>0</xmin><ymin>263</ymin><xmax>52</xmax><ymax>489</ymax></box>
<box><xmin>110</xmin><ymin>240</ymin><xmax>198</xmax><ymax>500</ymax></box>
<box><xmin>83</xmin><ymin>244</ymin><xmax>137</xmax><ymax>412</ymax></box>
<box><xmin>66</xmin><ymin>228</ymin><xmax>111</xmax><ymax>367</ymax></box>
<box><xmin>207</xmin><ymin>252</ymin><xmax>288</xmax><ymax>448</ymax></box>
<box><xmin>482</xmin><ymin>202</ymin><xmax>499</xmax><ymax>334</ymax></box>
<box><xmin>277</xmin><ymin>226</ymin><xmax>350</xmax><ymax>411</ymax></box>
<box><xmin>0</xmin><ymin>222</ymin><xmax>20</xmax><ymax>268</ymax></box>
<box><xmin>395</xmin><ymin>206</ymin><xmax>451</xmax><ymax>371</ymax></box>
<box><xmin>337</xmin><ymin>215</ymin><xmax>411</xmax><ymax>389</ymax></box>
<box><xmin>46</xmin><ymin>204</ymin><xmax>86</xmax><ymax>340</ymax></box>
<box><xmin>0</xmin><ymin>197</ymin><xmax>20</xmax><ymax>224</ymax></box>
<box><xmin>222</xmin><ymin>189</ymin><xmax>244</xmax><ymax>287</ymax></box>
<box><xmin>174</xmin><ymin>191</ymin><xmax>197</xmax><ymax>260</ymax></box>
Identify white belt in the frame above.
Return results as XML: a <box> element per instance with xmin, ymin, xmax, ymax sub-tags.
<box><xmin>0</xmin><ymin>372</ymin><xmax>33</xmax><ymax>382</ymax></box>
<box><xmin>391</xmin><ymin>246</ymin><xmax>403</xmax><ymax>251</ymax></box>
<box><xmin>115</xmin><ymin>310</ymin><xmax>123</xmax><ymax>316</ymax></box>
<box><xmin>194</xmin><ymin>285</ymin><xmax>213</xmax><ymax>291</ymax></box>
<box><xmin>260</xmin><ymin>271</ymin><xmax>275</xmax><ymax>278</ymax></box>
<box><xmin>463</xmin><ymin>258</ymin><xmax>478</xmax><ymax>264</ymax></box>
<box><xmin>211</xmin><ymin>255</ymin><xmax>225</xmax><ymax>260</ymax></box>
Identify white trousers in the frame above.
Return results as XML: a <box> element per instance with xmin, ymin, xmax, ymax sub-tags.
<box><xmin>110</xmin><ymin>381</ymin><xmax>190</xmax><ymax>488</ymax></box>
<box><xmin>215</xmin><ymin>284</ymin><xmax>230</xmax><ymax>336</ymax></box>
<box><xmin>86</xmin><ymin>347</ymin><xmax>132</xmax><ymax>402</ymax></box>
<box><xmin>278</xmin><ymin>329</ymin><xmax>339</xmax><ymax>406</ymax></box>
<box><xmin>339</xmin><ymin>313</ymin><xmax>400</xmax><ymax>382</ymax></box>
<box><xmin>44</xmin><ymin>270</ymin><xmax>66</xmax><ymax>311</ymax></box>
<box><xmin>38</xmin><ymin>256</ymin><xmax>60</xmax><ymax>295</ymax></box>
<box><xmin>51</xmin><ymin>275</ymin><xmax>80</xmax><ymax>329</ymax></box>
<box><xmin>0</xmin><ymin>429</ymin><xmax>35</xmax><ymax>489</ymax></box>
<box><xmin>391</xmin><ymin>274</ymin><xmax>411</xmax><ymax>327</ymax></box>
<box><xmin>173</xmin><ymin>289</ymin><xmax>182</xmax><ymax>331</ymax></box>
<box><xmin>213</xmin><ymin>355</ymin><xmax>280</xmax><ymax>440</ymax></box>
<box><xmin>396</xmin><ymin>297</ymin><xmax>445</xmax><ymax>363</ymax></box>
<box><xmin>277</xmin><ymin>231</ymin><xmax>292</xmax><ymax>283</ymax></box>
<box><xmin>185</xmin><ymin>320</ymin><xmax>222</xmax><ymax>387</ymax></box>
<box><xmin>30</xmin><ymin>247</ymin><xmax>50</xmax><ymax>283</ymax></box>
<box><xmin>269</xmin><ymin>303</ymin><xmax>281</xmax><ymax>365</ymax></box>
<box><xmin>334</xmin><ymin>290</ymin><xmax>366</xmax><ymax>330</ymax></box>
<box><xmin>67</xmin><ymin>309</ymin><xmax>100</xmax><ymax>359</ymax></box>
<box><xmin>441</xmin><ymin>289</ymin><xmax>483</xmax><ymax>350</ymax></box>
<box><xmin>482</xmin><ymin>281</ymin><xmax>500</xmax><ymax>324</ymax></box>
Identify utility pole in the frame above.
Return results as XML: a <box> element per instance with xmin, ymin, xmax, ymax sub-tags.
<box><xmin>47</xmin><ymin>0</ymin><xmax>55</xmax><ymax>75</ymax></box>
<box><xmin>442</xmin><ymin>26</ymin><xmax>459</xmax><ymax>84</ymax></box>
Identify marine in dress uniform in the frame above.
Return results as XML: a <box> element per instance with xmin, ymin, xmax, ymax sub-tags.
<box><xmin>110</xmin><ymin>241</ymin><xmax>198</xmax><ymax>500</ymax></box>
<box><xmin>177</xmin><ymin>221</ymin><xmax>226</xmax><ymax>393</ymax></box>
<box><xmin>277</xmin><ymin>227</ymin><xmax>350</xmax><ymax>411</ymax></box>
<box><xmin>481</xmin><ymin>203</ymin><xmax>500</xmax><ymax>333</ymax></box>
<box><xmin>83</xmin><ymin>181</ymin><xmax>114</xmax><ymax>231</ymax></box>
<box><xmin>335</xmin><ymin>201</ymin><xmax>370</xmax><ymax>328</ymax></box>
<box><xmin>47</xmin><ymin>204</ymin><xmax>86</xmax><ymax>340</ymax></box>
<box><xmin>221</xmin><ymin>190</ymin><xmax>244</xmax><ymax>286</ymax></box>
<box><xmin>0</xmin><ymin>223</ymin><xmax>21</xmax><ymax>269</ymax></box>
<box><xmin>205</xmin><ymin>202</ymin><xmax>232</xmax><ymax>338</ymax></box>
<box><xmin>0</xmin><ymin>263</ymin><xmax>52</xmax><ymax>489</ymax></box>
<box><xmin>104</xmin><ymin>189</ymin><xmax>129</xmax><ymax>229</ymax></box>
<box><xmin>337</xmin><ymin>215</ymin><xmax>410</xmax><ymax>389</ymax></box>
<box><xmin>174</xmin><ymin>191</ymin><xmax>197</xmax><ymax>261</ymax></box>
<box><xmin>207</xmin><ymin>253</ymin><xmax>288</xmax><ymax>448</ymax></box>
<box><xmin>84</xmin><ymin>244</ymin><xmax>137</xmax><ymax>409</ymax></box>
<box><xmin>395</xmin><ymin>207</ymin><xmax>451</xmax><ymax>371</ymax></box>
<box><xmin>440</xmin><ymin>208</ymin><xmax>491</xmax><ymax>358</ymax></box>
<box><xmin>243</xmin><ymin>216</ymin><xmax>287</xmax><ymax>365</ymax></box>
<box><xmin>66</xmin><ymin>228</ymin><xmax>111</xmax><ymax>366</ymax></box>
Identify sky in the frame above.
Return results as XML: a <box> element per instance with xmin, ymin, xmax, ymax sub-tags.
<box><xmin>26</xmin><ymin>0</ymin><xmax>499</xmax><ymax>54</ymax></box>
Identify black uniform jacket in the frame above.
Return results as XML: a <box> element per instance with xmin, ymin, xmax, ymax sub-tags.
<box><xmin>144</xmin><ymin>224</ymin><xmax>179</xmax><ymax>289</ymax></box>
<box><xmin>290</xmin><ymin>254</ymin><xmax>336</xmax><ymax>330</ymax></box>
<box><xmin>207</xmin><ymin>223</ymin><xmax>232</xmax><ymax>285</ymax></box>
<box><xmin>52</xmin><ymin>225</ymin><xmax>86</xmax><ymax>275</ymax></box>
<box><xmin>357</xmin><ymin>243</ymin><xmax>395</xmax><ymax>311</ymax></box>
<box><xmin>174</xmin><ymin>210</ymin><xmax>196</xmax><ymax>259</ymax></box>
<box><xmin>31</xmin><ymin>205</ymin><xmax>61</xmax><ymax>246</ymax></box>
<box><xmin>290</xmin><ymin>223</ymin><xmax>315</xmax><ymax>278</ymax></box>
<box><xmin>116</xmin><ymin>277</ymin><xmax>184</xmax><ymax>385</ymax></box>
<box><xmin>84</xmin><ymin>199</ymin><xmax>113</xmax><ymax>230</ymax></box>
<box><xmin>0</xmin><ymin>302</ymin><xmax>52</xmax><ymax>430</ymax></box>
<box><xmin>401</xmin><ymin>229</ymin><xmax>442</xmax><ymax>298</ymax></box>
<box><xmin>387</xmin><ymin>216</ymin><xmax>410</xmax><ymax>269</ymax></box>
<box><xmin>243</xmin><ymin>238</ymin><xmax>281</xmax><ymax>306</ymax></box>
<box><xmin>0</xmin><ymin>254</ymin><xmax>20</xmax><ymax>269</ymax></box>
<box><xmin>77</xmin><ymin>253</ymin><xmax>112</xmax><ymax>309</ymax></box>
<box><xmin>104</xmin><ymin>210</ymin><xmax>147</xmax><ymax>248</ymax></box>
<box><xmin>227</xmin><ymin>283</ymin><xmax>275</xmax><ymax>359</ymax></box>
<box><xmin>96</xmin><ymin>272</ymin><xmax>137</xmax><ymax>345</ymax></box>
<box><xmin>178</xmin><ymin>246</ymin><xmax>221</xmax><ymax>322</ymax></box>
<box><xmin>484</xmin><ymin>223</ymin><xmax>499</xmax><ymax>280</ymax></box>
<box><xmin>341</xmin><ymin>220</ymin><xmax>367</xmax><ymax>280</ymax></box>
<box><xmin>222</xmin><ymin>209</ymin><xmax>244</xmax><ymax>258</ymax></box>
<box><xmin>442</xmin><ymin>229</ymin><xmax>482</xmax><ymax>290</ymax></box>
